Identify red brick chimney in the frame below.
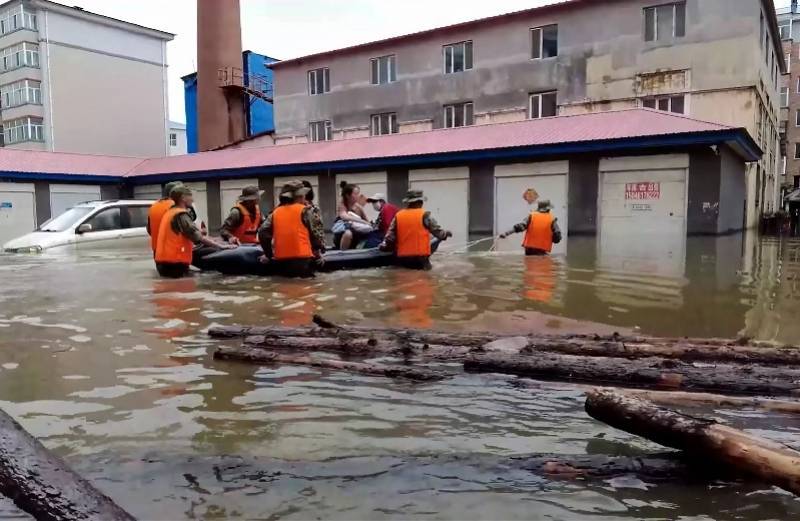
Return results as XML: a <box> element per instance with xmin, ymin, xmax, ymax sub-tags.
<box><xmin>196</xmin><ymin>0</ymin><xmax>246</xmax><ymax>151</ymax></box>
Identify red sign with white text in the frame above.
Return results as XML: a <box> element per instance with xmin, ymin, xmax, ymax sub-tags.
<box><xmin>625</xmin><ymin>182</ymin><xmax>661</xmax><ymax>200</ymax></box>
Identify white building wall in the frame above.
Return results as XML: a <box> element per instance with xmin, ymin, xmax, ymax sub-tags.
<box><xmin>168</xmin><ymin>127</ymin><xmax>187</xmax><ymax>156</ymax></box>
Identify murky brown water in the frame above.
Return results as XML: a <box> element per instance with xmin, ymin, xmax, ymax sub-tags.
<box><xmin>1</xmin><ymin>233</ymin><xmax>800</xmax><ymax>520</ymax></box>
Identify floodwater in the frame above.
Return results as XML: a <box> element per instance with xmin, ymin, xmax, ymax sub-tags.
<box><xmin>1</xmin><ymin>232</ymin><xmax>800</xmax><ymax>520</ymax></box>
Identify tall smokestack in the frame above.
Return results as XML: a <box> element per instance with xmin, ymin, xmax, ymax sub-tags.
<box><xmin>197</xmin><ymin>0</ymin><xmax>246</xmax><ymax>151</ymax></box>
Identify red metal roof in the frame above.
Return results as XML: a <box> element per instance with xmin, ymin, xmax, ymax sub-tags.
<box><xmin>0</xmin><ymin>109</ymin><xmax>752</xmax><ymax>181</ymax></box>
<box><xmin>129</xmin><ymin>109</ymin><xmax>738</xmax><ymax>177</ymax></box>
<box><xmin>0</xmin><ymin>149</ymin><xmax>145</xmax><ymax>177</ymax></box>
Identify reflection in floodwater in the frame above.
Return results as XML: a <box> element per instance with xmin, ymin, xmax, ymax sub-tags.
<box><xmin>0</xmin><ymin>234</ymin><xmax>800</xmax><ymax>519</ymax></box>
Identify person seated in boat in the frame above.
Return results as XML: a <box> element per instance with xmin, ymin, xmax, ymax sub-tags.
<box><xmin>498</xmin><ymin>199</ymin><xmax>562</xmax><ymax>256</ymax></box>
<box><xmin>333</xmin><ymin>181</ymin><xmax>372</xmax><ymax>249</ymax></box>
<box><xmin>220</xmin><ymin>186</ymin><xmax>265</xmax><ymax>246</ymax></box>
<box><xmin>380</xmin><ymin>190</ymin><xmax>452</xmax><ymax>270</ymax></box>
<box><xmin>363</xmin><ymin>193</ymin><xmax>399</xmax><ymax>248</ymax></box>
<box><xmin>155</xmin><ymin>186</ymin><xmax>235</xmax><ymax>278</ymax></box>
<box><xmin>257</xmin><ymin>181</ymin><xmax>326</xmax><ymax>278</ymax></box>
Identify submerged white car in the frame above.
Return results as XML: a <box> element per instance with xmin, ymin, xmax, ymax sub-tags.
<box><xmin>3</xmin><ymin>199</ymin><xmax>154</xmax><ymax>253</ymax></box>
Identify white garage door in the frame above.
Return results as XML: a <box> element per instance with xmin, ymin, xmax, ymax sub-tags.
<box><xmin>273</xmin><ymin>176</ymin><xmax>319</xmax><ymax>206</ymax></box>
<box><xmin>335</xmin><ymin>172</ymin><xmax>387</xmax><ymax>222</ymax></box>
<box><xmin>134</xmin><ymin>184</ymin><xmax>162</xmax><ymax>201</ymax></box>
<box><xmin>494</xmin><ymin>161</ymin><xmax>568</xmax><ymax>255</ymax></box>
<box><xmin>49</xmin><ymin>184</ymin><xmax>101</xmax><ymax>218</ymax></box>
<box><xmin>0</xmin><ymin>182</ymin><xmax>36</xmax><ymax>246</ymax></box>
<box><xmin>220</xmin><ymin>178</ymin><xmax>260</xmax><ymax>221</ymax></box>
<box><xmin>598</xmin><ymin>154</ymin><xmax>688</xmax><ymax>277</ymax></box>
<box><xmin>409</xmin><ymin>167</ymin><xmax>469</xmax><ymax>250</ymax></box>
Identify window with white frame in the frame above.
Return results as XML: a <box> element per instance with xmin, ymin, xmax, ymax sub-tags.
<box><xmin>796</xmin><ymin>109</ymin><xmax>800</xmax><ymax>127</ymax></box>
<box><xmin>0</xmin><ymin>79</ymin><xmax>41</xmax><ymax>108</ymax></box>
<box><xmin>782</xmin><ymin>87</ymin><xmax>790</xmax><ymax>108</ymax></box>
<box><xmin>370</xmin><ymin>55</ymin><xmax>396</xmax><ymax>85</ymax></box>
<box><xmin>531</xmin><ymin>25</ymin><xmax>558</xmax><ymax>59</ymax></box>
<box><xmin>644</xmin><ymin>3</ymin><xmax>686</xmax><ymax>42</ymax></box>
<box><xmin>370</xmin><ymin>113</ymin><xmax>398</xmax><ymax>136</ymax></box>
<box><xmin>642</xmin><ymin>94</ymin><xmax>685</xmax><ymax>114</ymax></box>
<box><xmin>443</xmin><ymin>41</ymin><xmax>473</xmax><ymax>74</ymax></box>
<box><xmin>0</xmin><ymin>4</ymin><xmax>36</xmax><ymax>35</ymax></box>
<box><xmin>795</xmin><ymin>143</ymin><xmax>800</xmax><ymax>159</ymax></box>
<box><xmin>3</xmin><ymin>116</ymin><xmax>43</xmax><ymax>144</ymax></box>
<box><xmin>169</xmin><ymin>133</ymin><xmax>177</xmax><ymax>147</ymax></box>
<box><xmin>0</xmin><ymin>42</ymin><xmax>39</xmax><ymax>72</ymax></box>
<box><xmin>797</xmin><ymin>76</ymin><xmax>800</xmax><ymax>94</ymax></box>
<box><xmin>780</xmin><ymin>20</ymin><xmax>791</xmax><ymax>40</ymax></box>
<box><xmin>307</xmin><ymin>67</ymin><xmax>330</xmax><ymax>95</ymax></box>
<box><xmin>443</xmin><ymin>102</ymin><xmax>474</xmax><ymax>128</ymax></box>
<box><xmin>529</xmin><ymin>91</ymin><xmax>557</xmax><ymax>119</ymax></box>
<box><xmin>786</xmin><ymin>53</ymin><xmax>792</xmax><ymax>73</ymax></box>
<box><xmin>309</xmin><ymin>120</ymin><xmax>332</xmax><ymax>142</ymax></box>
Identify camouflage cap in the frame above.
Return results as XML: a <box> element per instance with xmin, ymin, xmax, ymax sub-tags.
<box><xmin>402</xmin><ymin>189</ymin><xmax>426</xmax><ymax>204</ymax></box>
<box><xmin>162</xmin><ymin>181</ymin><xmax>183</xmax><ymax>198</ymax></box>
<box><xmin>239</xmin><ymin>185</ymin><xmax>262</xmax><ymax>202</ymax></box>
<box><xmin>169</xmin><ymin>185</ymin><xmax>193</xmax><ymax>202</ymax></box>
<box><xmin>279</xmin><ymin>180</ymin><xmax>311</xmax><ymax>198</ymax></box>
<box><xmin>537</xmin><ymin>199</ymin><xmax>552</xmax><ymax>211</ymax></box>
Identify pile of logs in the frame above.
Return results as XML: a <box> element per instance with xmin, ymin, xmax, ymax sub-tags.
<box><xmin>210</xmin><ymin>316</ymin><xmax>800</xmax><ymax>496</ymax></box>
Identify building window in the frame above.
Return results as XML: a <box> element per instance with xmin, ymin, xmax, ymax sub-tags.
<box><xmin>797</xmin><ymin>76</ymin><xmax>800</xmax><ymax>94</ymax></box>
<box><xmin>642</xmin><ymin>94</ymin><xmax>685</xmax><ymax>114</ymax></box>
<box><xmin>783</xmin><ymin>87</ymin><xmax>790</xmax><ymax>108</ymax></box>
<box><xmin>370</xmin><ymin>113</ymin><xmax>398</xmax><ymax>136</ymax></box>
<box><xmin>169</xmin><ymin>133</ymin><xmax>177</xmax><ymax>147</ymax></box>
<box><xmin>0</xmin><ymin>5</ymin><xmax>36</xmax><ymax>35</ymax></box>
<box><xmin>3</xmin><ymin>116</ymin><xmax>43</xmax><ymax>144</ymax></box>
<box><xmin>307</xmin><ymin>67</ymin><xmax>330</xmax><ymax>95</ymax></box>
<box><xmin>0</xmin><ymin>79</ymin><xmax>41</xmax><ymax>108</ymax></box>
<box><xmin>370</xmin><ymin>55</ymin><xmax>396</xmax><ymax>85</ymax></box>
<box><xmin>780</xmin><ymin>20</ymin><xmax>791</xmax><ymax>40</ymax></box>
<box><xmin>531</xmin><ymin>25</ymin><xmax>558</xmax><ymax>59</ymax></box>
<box><xmin>443</xmin><ymin>41</ymin><xmax>473</xmax><ymax>74</ymax></box>
<box><xmin>529</xmin><ymin>91</ymin><xmax>557</xmax><ymax>119</ymax></box>
<box><xmin>787</xmin><ymin>53</ymin><xmax>792</xmax><ymax>73</ymax></box>
<box><xmin>309</xmin><ymin>120</ymin><xmax>332</xmax><ymax>142</ymax></box>
<box><xmin>443</xmin><ymin>102</ymin><xmax>474</xmax><ymax>128</ymax></box>
<box><xmin>795</xmin><ymin>143</ymin><xmax>800</xmax><ymax>160</ymax></box>
<box><xmin>0</xmin><ymin>42</ymin><xmax>39</xmax><ymax>72</ymax></box>
<box><xmin>644</xmin><ymin>3</ymin><xmax>686</xmax><ymax>42</ymax></box>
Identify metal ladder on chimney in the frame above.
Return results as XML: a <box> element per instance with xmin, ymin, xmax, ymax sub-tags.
<box><xmin>218</xmin><ymin>67</ymin><xmax>273</xmax><ymax>103</ymax></box>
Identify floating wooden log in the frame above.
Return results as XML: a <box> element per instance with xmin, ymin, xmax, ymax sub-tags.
<box><xmin>0</xmin><ymin>408</ymin><xmax>135</xmax><ymax>521</ymax></box>
<box><xmin>241</xmin><ymin>335</ymin><xmax>476</xmax><ymax>360</ymax></box>
<box><xmin>209</xmin><ymin>323</ymin><xmax>800</xmax><ymax>367</ymax></box>
<box><xmin>585</xmin><ymin>389</ymin><xmax>800</xmax><ymax>495</ymax></box>
<box><xmin>464</xmin><ymin>353</ymin><xmax>800</xmax><ymax>397</ymax></box>
<box><xmin>515</xmin><ymin>380</ymin><xmax>800</xmax><ymax>414</ymax></box>
<box><xmin>214</xmin><ymin>347</ymin><xmax>447</xmax><ymax>381</ymax></box>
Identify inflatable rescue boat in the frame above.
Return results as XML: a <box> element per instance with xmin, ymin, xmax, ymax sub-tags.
<box><xmin>192</xmin><ymin>240</ymin><xmax>441</xmax><ymax>276</ymax></box>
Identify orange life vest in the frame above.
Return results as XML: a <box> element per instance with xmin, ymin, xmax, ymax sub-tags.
<box><xmin>272</xmin><ymin>203</ymin><xmax>313</xmax><ymax>260</ymax></box>
<box><xmin>155</xmin><ymin>207</ymin><xmax>194</xmax><ymax>265</ymax></box>
<box><xmin>148</xmin><ymin>199</ymin><xmax>174</xmax><ymax>252</ymax></box>
<box><xmin>231</xmin><ymin>203</ymin><xmax>261</xmax><ymax>244</ymax></box>
<box><xmin>396</xmin><ymin>208</ymin><xmax>431</xmax><ymax>258</ymax></box>
<box><xmin>523</xmin><ymin>212</ymin><xmax>554</xmax><ymax>252</ymax></box>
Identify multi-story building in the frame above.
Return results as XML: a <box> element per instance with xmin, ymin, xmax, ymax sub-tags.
<box><xmin>262</xmin><ymin>0</ymin><xmax>783</xmax><ymax>228</ymax></box>
<box><xmin>168</xmin><ymin>121</ymin><xmax>186</xmax><ymax>156</ymax></box>
<box><xmin>0</xmin><ymin>0</ymin><xmax>173</xmax><ymax>157</ymax></box>
<box><xmin>778</xmin><ymin>1</ymin><xmax>800</xmax><ymax>192</ymax></box>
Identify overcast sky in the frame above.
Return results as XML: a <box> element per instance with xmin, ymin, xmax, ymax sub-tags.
<box><xmin>64</xmin><ymin>0</ymin><xmax>794</xmax><ymax>124</ymax></box>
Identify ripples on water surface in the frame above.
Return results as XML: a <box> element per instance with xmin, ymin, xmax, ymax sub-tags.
<box><xmin>1</xmin><ymin>235</ymin><xmax>800</xmax><ymax>519</ymax></box>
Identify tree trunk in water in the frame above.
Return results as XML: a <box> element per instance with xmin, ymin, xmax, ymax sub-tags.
<box><xmin>209</xmin><ymin>325</ymin><xmax>800</xmax><ymax>366</ymax></box>
<box><xmin>585</xmin><ymin>389</ymin><xmax>800</xmax><ymax>495</ymax></box>
<box><xmin>242</xmin><ymin>335</ymin><xmax>475</xmax><ymax>360</ymax></box>
<box><xmin>0</xmin><ymin>408</ymin><xmax>135</xmax><ymax>521</ymax></box>
<box><xmin>214</xmin><ymin>347</ymin><xmax>446</xmax><ymax>381</ymax></box>
<box><xmin>515</xmin><ymin>380</ymin><xmax>800</xmax><ymax>414</ymax></box>
<box><xmin>465</xmin><ymin>353</ymin><xmax>800</xmax><ymax>397</ymax></box>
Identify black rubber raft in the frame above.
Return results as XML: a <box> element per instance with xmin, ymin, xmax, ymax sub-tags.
<box><xmin>193</xmin><ymin>240</ymin><xmax>441</xmax><ymax>276</ymax></box>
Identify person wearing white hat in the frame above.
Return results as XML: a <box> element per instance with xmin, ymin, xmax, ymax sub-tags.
<box><xmin>364</xmin><ymin>193</ymin><xmax>399</xmax><ymax>248</ymax></box>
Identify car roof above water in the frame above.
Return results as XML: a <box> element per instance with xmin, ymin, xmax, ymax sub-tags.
<box><xmin>75</xmin><ymin>199</ymin><xmax>154</xmax><ymax>208</ymax></box>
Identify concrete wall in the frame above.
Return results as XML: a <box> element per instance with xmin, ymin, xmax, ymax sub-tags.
<box><xmin>718</xmin><ymin>145</ymin><xmax>747</xmax><ymax>233</ymax></box>
<box><xmin>168</xmin><ymin>127</ymin><xmax>187</xmax><ymax>156</ymax></box>
<box><xmin>567</xmin><ymin>157</ymin><xmax>599</xmax><ymax>235</ymax></box>
<box><xmin>687</xmin><ymin>148</ymin><xmax>722</xmax><ymax>235</ymax></box>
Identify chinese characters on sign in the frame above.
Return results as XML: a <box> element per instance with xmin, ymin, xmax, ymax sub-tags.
<box><xmin>625</xmin><ymin>182</ymin><xmax>661</xmax><ymax>200</ymax></box>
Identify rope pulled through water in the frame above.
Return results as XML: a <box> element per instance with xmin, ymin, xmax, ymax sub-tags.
<box><xmin>439</xmin><ymin>236</ymin><xmax>497</xmax><ymax>255</ymax></box>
